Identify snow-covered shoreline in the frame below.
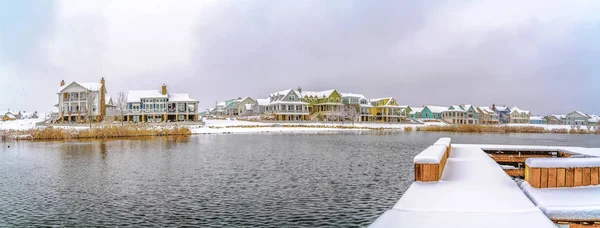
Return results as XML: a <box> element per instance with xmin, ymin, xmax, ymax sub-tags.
<box><xmin>2</xmin><ymin>119</ymin><xmax>599</xmax><ymax>136</ymax></box>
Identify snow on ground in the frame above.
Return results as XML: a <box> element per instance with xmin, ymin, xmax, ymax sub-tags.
<box><xmin>0</xmin><ymin>118</ymin><xmax>45</xmax><ymax>130</ymax></box>
<box><xmin>521</xmin><ymin>182</ymin><xmax>600</xmax><ymax>220</ymax></box>
<box><xmin>507</xmin><ymin>123</ymin><xmax>595</xmax><ymax>131</ymax></box>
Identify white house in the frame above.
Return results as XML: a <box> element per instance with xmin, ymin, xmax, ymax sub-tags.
<box><xmin>509</xmin><ymin>106</ymin><xmax>530</xmax><ymax>124</ymax></box>
<box><xmin>126</xmin><ymin>84</ymin><xmax>199</xmax><ymax>122</ymax></box>
<box><xmin>341</xmin><ymin>93</ymin><xmax>373</xmax><ymax>122</ymax></box>
<box><xmin>566</xmin><ymin>111</ymin><xmax>598</xmax><ymax>126</ymax></box>
<box><xmin>265</xmin><ymin>89</ymin><xmax>309</xmax><ymax>121</ymax></box>
<box><xmin>56</xmin><ymin>78</ymin><xmax>107</xmax><ymax>123</ymax></box>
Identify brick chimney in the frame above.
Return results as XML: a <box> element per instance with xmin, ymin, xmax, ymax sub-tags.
<box><xmin>161</xmin><ymin>84</ymin><xmax>167</xmax><ymax>95</ymax></box>
<box><xmin>100</xmin><ymin>77</ymin><xmax>106</xmax><ymax>121</ymax></box>
<box><xmin>60</xmin><ymin>80</ymin><xmax>65</xmax><ymax>86</ymax></box>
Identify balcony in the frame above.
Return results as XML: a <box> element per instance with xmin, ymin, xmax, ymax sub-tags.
<box><xmin>273</xmin><ymin>109</ymin><xmax>309</xmax><ymax>114</ymax></box>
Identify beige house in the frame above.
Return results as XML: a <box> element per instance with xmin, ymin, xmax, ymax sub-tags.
<box><xmin>478</xmin><ymin>106</ymin><xmax>499</xmax><ymax>124</ymax></box>
<box><xmin>235</xmin><ymin>97</ymin><xmax>258</xmax><ymax>116</ymax></box>
<box><xmin>509</xmin><ymin>106</ymin><xmax>530</xmax><ymax>124</ymax></box>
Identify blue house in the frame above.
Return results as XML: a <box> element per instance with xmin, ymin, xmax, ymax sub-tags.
<box><xmin>530</xmin><ymin>116</ymin><xmax>546</xmax><ymax>124</ymax></box>
<box><xmin>491</xmin><ymin>104</ymin><xmax>511</xmax><ymax>123</ymax></box>
<box><xmin>421</xmin><ymin>105</ymin><xmax>448</xmax><ymax>119</ymax></box>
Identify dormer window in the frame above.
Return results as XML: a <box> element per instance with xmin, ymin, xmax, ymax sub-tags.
<box><xmin>290</xmin><ymin>95</ymin><xmax>295</xmax><ymax>101</ymax></box>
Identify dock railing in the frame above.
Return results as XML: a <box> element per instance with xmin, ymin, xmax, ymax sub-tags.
<box><xmin>525</xmin><ymin>158</ymin><xmax>600</xmax><ymax>188</ymax></box>
<box><xmin>413</xmin><ymin>137</ymin><xmax>451</xmax><ymax>182</ymax></box>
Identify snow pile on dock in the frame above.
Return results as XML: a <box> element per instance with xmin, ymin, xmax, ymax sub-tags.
<box><xmin>413</xmin><ymin>145</ymin><xmax>447</xmax><ymax>164</ymax></box>
<box><xmin>521</xmin><ymin>182</ymin><xmax>600</xmax><ymax>221</ymax></box>
<box><xmin>526</xmin><ymin>158</ymin><xmax>600</xmax><ymax>168</ymax></box>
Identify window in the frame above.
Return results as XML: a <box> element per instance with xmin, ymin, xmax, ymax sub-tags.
<box><xmin>290</xmin><ymin>95</ymin><xmax>295</xmax><ymax>101</ymax></box>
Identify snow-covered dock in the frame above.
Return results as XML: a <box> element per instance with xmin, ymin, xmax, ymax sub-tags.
<box><xmin>371</xmin><ymin>139</ymin><xmax>600</xmax><ymax>228</ymax></box>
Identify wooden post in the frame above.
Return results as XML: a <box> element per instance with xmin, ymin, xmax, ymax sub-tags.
<box><xmin>566</xmin><ymin>168</ymin><xmax>575</xmax><ymax>187</ymax></box>
<box><xmin>541</xmin><ymin>168</ymin><xmax>549</xmax><ymax>188</ymax></box>
<box><xmin>583</xmin><ymin>168</ymin><xmax>591</xmax><ymax>186</ymax></box>
<box><xmin>574</xmin><ymin>168</ymin><xmax>583</xmax><ymax>187</ymax></box>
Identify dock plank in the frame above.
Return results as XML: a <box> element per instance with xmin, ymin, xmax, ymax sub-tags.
<box><xmin>540</xmin><ymin>168</ymin><xmax>549</xmax><ymax>188</ymax></box>
<box><xmin>530</xmin><ymin>168</ymin><xmax>541</xmax><ymax>188</ymax></box>
<box><xmin>556</xmin><ymin>168</ymin><xmax>566</xmax><ymax>187</ymax></box>
<box><xmin>547</xmin><ymin>168</ymin><xmax>557</xmax><ymax>188</ymax></box>
<box><xmin>592</xmin><ymin>167</ymin><xmax>599</xmax><ymax>185</ymax></box>
<box><xmin>574</xmin><ymin>168</ymin><xmax>583</xmax><ymax>187</ymax></box>
<box><xmin>566</xmin><ymin>168</ymin><xmax>574</xmax><ymax>187</ymax></box>
<box><xmin>583</xmin><ymin>168</ymin><xmax>591</xmax><ymax>186</ymax></box>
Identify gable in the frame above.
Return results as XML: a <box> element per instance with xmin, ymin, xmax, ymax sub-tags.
<box><xmin>60</xmin><ymin>82</ymin><xmax>89</xmax><ymax>93</ymax></box>
<box><xmin>281</xmin><ymin>90</ymin><xmax>299</xmax><ymax>102</ymax></box>
<box><xmin>567</xmin><ymin>111</ymin><xmax>587</xmax><ymax>118</ymax></box>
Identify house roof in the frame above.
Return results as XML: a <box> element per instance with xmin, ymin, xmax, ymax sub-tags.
<box><xmin>270</xmin><ymin>89</ymin><xmax>301</xmax><ymax>98</ymax></box>
<box><xmin>340</xmin><ymin>93</ymin><xmax>367</xmax><ymax>99</ymax></box>
<box><xmin>494</xmin><ymin>106</ymin><xmax>510</xmax><ymax>111</ymax></box>
<box><xmin>5</xmin><ymin>113</ymin><xmax>16</xmax><ymax>119</ymax></box>
<box><xmin>169</xmin><ymin>93</ymin><xmax>197</xmax><ymax>102</ymax></box>
<box><xmin>301</xmin><ymin>89</ymin><xmax>336</xmax><ymax>98</ymax></box>
<box><xmin>478</xmin><ymin>106</ymin><xmax>496</xmax><ymax>114</ymax></box>
<box><xmin>257</xmin><ymin>98</ymin><xmax>270</xmax><ymax>106</ymax></box>
<box><xmin>410</xmin><ymin>107</ymin><xmax>424</xmax><ymax>113</ymax></box>
<box><xmin>127</xmin><ymin>90</ymin><xmax>168</xmax><ymax>103</ymax></box>
<box><xmin>511</xmin><ymin>106</ymin><xmax>530</xmax><ymax>114</ymax></box>
<box><xmin>551</xmin><ymin>114</ymin><xmax>566</xmax><ymax>119</ymax></box>
<box><xmin>58</xmin><ymin>82</ymin><xmax>103</xmax><ymax>93</ymax></box>
<box><xmin>424</xmin><ymin>105</ymin><xmax>449</xmax><ymax>113</ymax></box>
<box><xmin>449</xmin><ymin>105</ymin><xmax>463</xmax><ymax>110</ymax></box>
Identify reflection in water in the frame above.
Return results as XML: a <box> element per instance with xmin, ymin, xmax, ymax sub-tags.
<box><xmin>0</xmin><ymin>132</ymin><xmax>599</xmax><ymax>226</ymax></box>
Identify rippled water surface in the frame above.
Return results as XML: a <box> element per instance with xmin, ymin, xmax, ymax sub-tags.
<box><xmin>1</xmin><ymin>132</ymin><xmax>600</xmax><ymax>226</ymax></box>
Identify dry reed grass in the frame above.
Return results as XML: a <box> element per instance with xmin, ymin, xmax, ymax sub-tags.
<box><xmin>3</xmin><ymin>125</ymin><xmax>191</xmax><ymax>140</ymax></box>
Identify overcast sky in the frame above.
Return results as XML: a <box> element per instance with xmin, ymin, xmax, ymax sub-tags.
<box><xmin>1</xmin><ymin>0</ymin><xmax>599</xmax><ymax>115</ymax></box>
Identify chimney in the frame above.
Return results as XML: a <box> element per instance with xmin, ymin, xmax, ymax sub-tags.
<box><xmin>161</xmin><ymin>84</ymin><xmax>167</xmax><ymax>95</ymax></box>
<box><xmin>60</xmin><ymin>80</ymin><xmax>65</xmax><ymax>86</ymax></box>
<box><xmin>297</xmin><ymin>87</ymin><xmax>302</xmax><ymax>94</ymax></box>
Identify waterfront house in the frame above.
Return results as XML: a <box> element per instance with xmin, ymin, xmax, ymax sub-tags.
<box><xmin>529</xmin><ymin>116</ymin><xmax>546</xmax><ymax>124</ymax></box>
<box><xmin>369</xmin><ymin>97</ymin><xmax>404</xmax><ymax>122</ymax></box>
<box><xmin>1</xmin><ymin>111</ymin><xmax>16</xmax><ymax>121</ymax></box>
<box><xmin>546</xmin><ymin>115</ymin><xmax>565</xmax><ymax>125</ymax></box>
<box><xmin>210</xmin><ymin>101</ymin><xmax>226</xmax><ymax>116</ymax></box>
<box><xmin>477</xmin><ymin>106</ymin><xmax>499</xmax><ymax>124</ymax></box>
<box><xmin>341</xmin><ymin>93</ymin><xmax>373</xmax><ymax>122</ymax></box>
<box><xmin>441</xmin><ymin>104</ymin><xmax>480</xmax><ymax>124</ymax></box>
<box><xmin>491</xmin><ymin>104</ymin><xmax>511</xmax><ymax>123</ymax></box>
<box><xmin>299</xmin><ymin>88</ymin><xmax>343</xmax><ymax>121</ymax></box>
<box><xmin>235</xmin><ymin>97</ymin><xmax>258</xmax><ymax>116</ymax></box>
<box><xmin>126</xmin><ymin>84</ymin><xmax>199</xmax><ymax>122</ymax></box>
<box><xmin>409</xmin><ymin>107</ymin><xmax>423</xmax><ymax>119</ymax></box>
<box><xmin>223</xmin><ymin>97</ymin><xmax>243</xmax><ymax>116</ymax></box>
<box><xmin>509</xmin><ymin>106</ymin><xmax>530</xmax><ymax>124</ymax></box>
<box><xmin>266</xmin><ymin>89</ymin><xmax>310</xmax><ymax>121</ymax></box>
<box><xmin>421</xmin><ymin>105</ymin><xmax>448</xmax><ymax>119</ymax></box>
<box><xmin>565</xmin><ymin>111</ymin><xmax>598</xmax><ymax>126</ymax></box>
<box><xmin>56</xmin><ymin>78</ymin><xmax>108</xmax><ymax>123</ymax></box>
<box><xmin>256</xmin><ymin>98</ymin><xmax>269</xmax><ymax>115</ymax></box>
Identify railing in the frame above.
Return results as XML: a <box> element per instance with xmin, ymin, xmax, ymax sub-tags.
<box><xmin>273</xmin><ymin>110</ymin><xmax>309</xmax><ymax>114</ymax></box>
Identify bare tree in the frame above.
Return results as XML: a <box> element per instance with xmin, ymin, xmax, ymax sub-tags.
<box><xmin>116</xmin><ymin>91</ymin><xmax>128</xmax><ymax>125</ymax></box>
<box><xmin>341</xmin><ymin>104</ymin><xmax>360</xmax><ymax>125</ymax></box>
<box><xmin>85</xmin><ymin>91</ymin><xmax>97</xmax><ymax>129</ymax></box>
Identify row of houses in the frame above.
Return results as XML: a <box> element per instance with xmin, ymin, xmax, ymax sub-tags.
<box><xmin>53</xmin><ymin>78</ymin><xmax>199</xmax><ymax>123</ymax></box>
<box><xmin>1</xmin><ymin>110</ymin><xmax>39</xmax><ymax>121</ymax></box>
<box><xmin>208</xmin><ymin>88</ymin><xmax>408</xmax><ymax>122</ymax></box>
<box><xmin>407</xmin><ymin>104</ymin><xmax>530</xmax><ymax>125</ymax></box>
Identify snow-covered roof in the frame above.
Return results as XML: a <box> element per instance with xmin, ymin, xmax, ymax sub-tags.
<box><xmin>449</xmin><ymin>105</ymin><xmax>463</xmax><ymax>110</ymax></box>
<box><xmin>257</xmin><ymin>98</ymin><xmax>270</xmax><ymax>106</ymax></box>
<box><xmin>411</xmin><ymin>107</ymin><xmax>423</xmax><ymax>112</ymax></box>
<box><xmin>511</xmin><ymin>106</ymin><xmax>530</xmax><ymax>114</ymax></box>
<box><xmin>551</xmin><ymin>114</ymin><xmax>566</xmax><ymax>119</ymax></box>
<box><xmin>301</xmin><ymin>89</ymin><xmax>336</xmax><ymax>98</ymax></box>
<box><xmin>340</xmin><ymin>93</ymin><xmax>367</xmax><ymax>99</ymax></box>
<box><xmin>568</xmin><ymin>111</ymin><xmax>590</xmax><ymax>118</ymax></box>
<box><xmin>4</xmin><ymin>113</ymin><xmax>16</xmax><ymax>119</ymax></box>
<box><xmin>58</xmin><ymin>82</ymin><xmax>103</xmax><ymax>93</ymax></box>
<box><xmin>478</xmin><ymin>106</ymin><xmax>496</xmax><ymax>114</ymax></box>
<box><xmin>494</xmin><ymin>106</ymin><xmax>509</xmax><ymax>111</ymax></box>
<box><xmin>530</xmin><ymin>116</ymin><xmax>544</xmax><ymax>121</ymax></box>
<box><xmin>270</xmin><ymin>89</ymin><xmax>301</xmax><ymax>98</ymax></box>
<box><xmin>127</xmin><ymin>90</ymin><xmax>168</xmax><ymax>103</ymax></box>
<box><xmin>169</xmin><ymin>93</ymin><xmax>197</xmax><ymax>102</ymax></box>
<box><xmin>424</xmin><ymin>105</ymin><xmax>449</xmax><ymax>113</ymax></box>
<box><xmin>462</xmin><ymin>104</ymin><xmax>474</xmax><ymax>110</ymax></box>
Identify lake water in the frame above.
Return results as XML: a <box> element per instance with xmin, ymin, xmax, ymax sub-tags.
<box><xmin>1</xmin><ymin>132</ymin><xmax>600</xmax><ymax>227</ymax></box>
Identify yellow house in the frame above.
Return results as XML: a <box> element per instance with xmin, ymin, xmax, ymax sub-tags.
<box><xmin>2</xmin><ymin>112</ymin><xmax>16</xmax><ymax>121</ymax></box>
<box><xmin>300</xmin><ymin>89</ymin><xmax>344</xmax><ymax>121</ymax></box>
<box><xmin>369</xmin><ymin>97</ymin><xmax>404</xmax><ymax>122</ymax></box>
